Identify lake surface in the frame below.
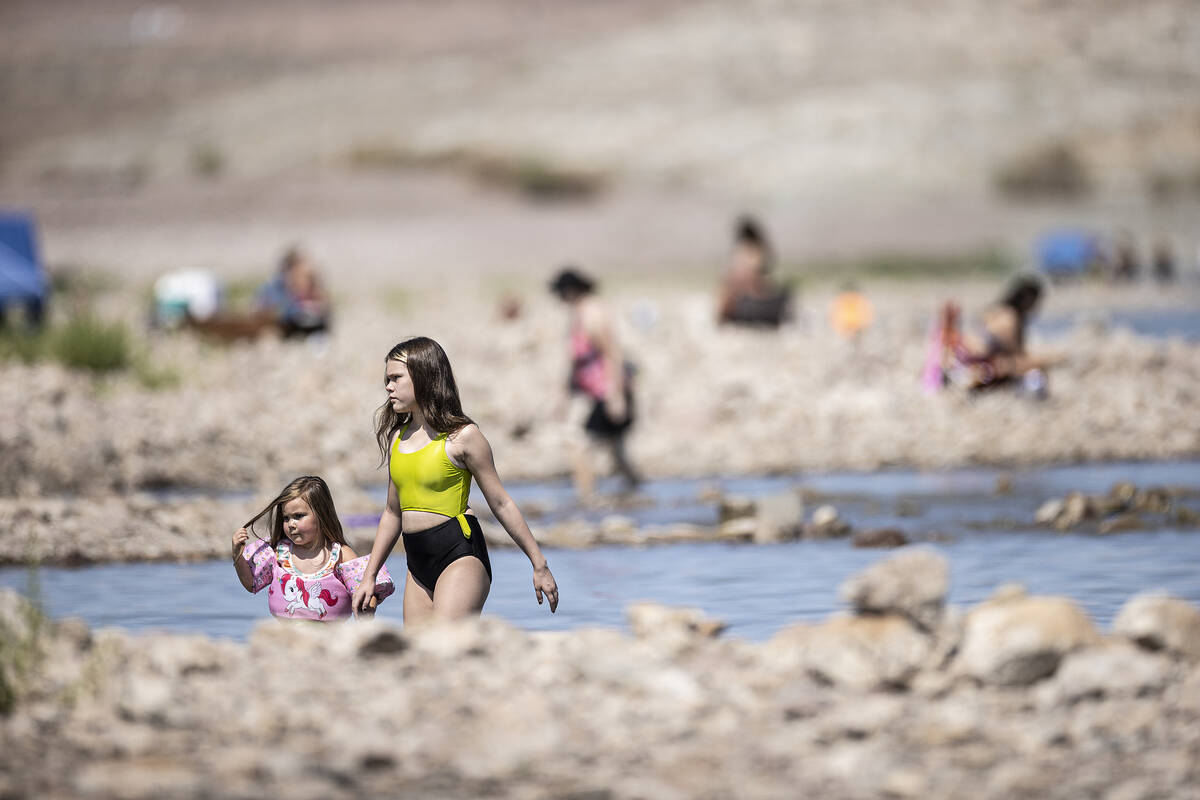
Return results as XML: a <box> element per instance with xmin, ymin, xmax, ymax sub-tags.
<box><xmin>4</xmin><ymin>460</ymin><xmax>1197</xmax><ymax>641</ymax></box>
<box><xmin>1033</xmin><ymin>307</ymin><xmax>1200</xmax><ymax>342</ymax></box>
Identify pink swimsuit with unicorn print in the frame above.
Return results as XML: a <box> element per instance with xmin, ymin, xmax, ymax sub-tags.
<box><xmin>242</xmin><ymin>539</ymin><xmax>395</xmax><ymax>621</ymax></box>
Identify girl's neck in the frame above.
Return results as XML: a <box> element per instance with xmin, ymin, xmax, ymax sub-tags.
<box><xmin>289</xmin><ymin>538</ymin><xmax>328</xmax><ymax>562</ymax></box>
<box><xmin>407</xmin><ymin>409</ymin><xmax>429</xmax><ymax>433</ymax></box>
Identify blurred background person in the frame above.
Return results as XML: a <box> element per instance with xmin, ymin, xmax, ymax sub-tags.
<box><xmin>922</xmin><ymin>276</ymin><xmax>1057</xmax><ymax>397</ymax></box>
<box><xmin>256</xmin><ymin>246</ymin><xmax>331</xmax><ymax>338</ymax></box>
<box><xmin>550</xmin><ymin>267</ymin><xmax>640</xmax><ymax>501</ymax></box>
<box><xmin>1152</xmin><ymin>237</ymin><xmax>1176</xmax><ymax>283</ymax></box>
<box><xmin>1110</xmin><ymin>230</ymin><xmax>1141</xmax><ymax>282</ymax></box>
<box><xmin>716</xmin><ymin>216</ymin><xmax>792</xmax><ymax>328</ymax></box>
<box><xmin>971</xmin><ymin>274</ymin><xmax>1056</xmax><ymax>396</ymax></box>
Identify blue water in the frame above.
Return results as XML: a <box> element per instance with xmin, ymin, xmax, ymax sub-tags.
<box><xmin>1033</xmin><ymin>307</ymin><xmax>1200</xmax><ymax>342</ymax></box>
<box><xmin>1</xmin><ymin>531</ymin><xmax>1196</xmax><ymax>642</ymax></box>
<box><xmin>357</xmin><ymin>458</ymin><xmax>1200</xmax><ymax>531</ymax></box>
<box><xmin>3</xmin><ymin>460</ymin><xmax>1197</xmax><ymax>642</ymax></box>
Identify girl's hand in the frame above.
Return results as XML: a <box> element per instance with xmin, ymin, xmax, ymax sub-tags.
<box><xmin>534</xmin><ymin>563</ymin><xmax>559</xmax><ymax>613</ymax></box>
<box><xmin>232</xmin><ymin>528</ymin><xmax>249</xmax><ymax>560</ymax></box>
<box><xmin>351</xmin><ymin>580</ymin><xmax>377</xmax><ymax>616</ymax></box>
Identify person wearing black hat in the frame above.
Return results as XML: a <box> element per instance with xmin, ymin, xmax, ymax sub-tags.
<box><xmin>549</xmin><ymin>267</ymin><xmax>640</xmax><ymax>499</ymax></box>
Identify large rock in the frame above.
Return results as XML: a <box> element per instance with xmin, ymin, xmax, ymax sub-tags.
<box><xmin>717</xmin><ymin>495</ymin><xmax>756</xmax><ymax>524</ymax></box>
<box><xmin>752</xmin><ymin>491</ymin><xmax>804</xmax><ymax>544</ymax></box>
<box><xmin>627</xmin><ymin>603</ymin><xmax>727</xmax><ymax>644</ymax></box>
<box><xmin>956</xmin><ymin>594</ymin><xmax>1100</xmax><ymax>686</ymax></box>
<box><xmin>852</xmin><ymin>528</ymin><xmax>909</xmax><ymax>549</ymax></box>
<box><xmin>1113</xmin><ymin>593</ymin><xmax>1200</xmax><ymax>661</ymax></box>
<box><xmin>769</xmin><ymin>614</ymin><xmax>933</xmax><ymax>691</ymax></box>
<box><xmin>839</xmin><ymin>548</ymin><xmax>948</xmax><ymax>631</ymax></box>
<box><xmin>806</xmin><ymin>505</ymin><xmax>851</xmax><ymax>538</ymax></box>
<box><xmin>1036</xmin><ymin>641</ymin><xmax>1172</xmax><ymax>706</ymax></box>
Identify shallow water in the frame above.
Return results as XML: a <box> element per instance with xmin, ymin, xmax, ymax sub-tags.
<box><xmin>1033</xmin><ymin>307</ymin><xmax>1200</xmax><ymax>342</ymax></box>
<box><xmin>4</xmin><ymin>461</ymin><xmax>1197</xmax><ymax>641</ymax></box>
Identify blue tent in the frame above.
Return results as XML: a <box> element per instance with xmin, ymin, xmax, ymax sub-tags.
<box><xmin>1036</xmin><ymin>230</ymin><xmax>1100</xmax><ymax>279</ymax></box>
<box><xmin>0</xmin><ymin>211</ymin><xmax>47</xmax><ymax>305</ymax></box>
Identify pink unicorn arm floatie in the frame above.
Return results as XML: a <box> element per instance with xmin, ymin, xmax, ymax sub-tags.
<box><xmin>336</xmin><ymin>556</ymin><xmax>396</xmax><ymax>605</ymax></box>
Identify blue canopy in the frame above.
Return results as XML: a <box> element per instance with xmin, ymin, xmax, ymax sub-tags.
<box><xmin>0</xmin><ymin>211</ymin><xmax>47</xmax><ymax>304</ymax></box>
<box><xmin>1036</xmin><ymin>230</ymin><xmax>1100</xmax><ymax>278</ymax></box>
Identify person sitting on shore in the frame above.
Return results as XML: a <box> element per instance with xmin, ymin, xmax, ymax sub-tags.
<box><xmin>256</xmin><ymin>246</ymin><xmax>332</xmax><ymax>338</ymax></box>
<box><xmin>716</xmin><ymin>216</ymin><xmax>792</xmax><ymax>327</ymax></box>
<box><xmin>233</xmin><ymin>475</ymin><xmax>395</xmax><ymax>620</ymax></box>
<box><xmin>922</xmin><ymin>275</ymin><xmax>1056</xmax><ymax>397</ymax></box>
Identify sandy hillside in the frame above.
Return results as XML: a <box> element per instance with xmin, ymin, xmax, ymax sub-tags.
<box><xmin>1</xmin><ymin>0</ymin><xmax>1198</xmax><ymax>288</ymax></box>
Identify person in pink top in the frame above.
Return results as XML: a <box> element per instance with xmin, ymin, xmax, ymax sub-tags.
<box><xmin>550</xmin><ymin>267</ymin><xmax>641</xmax><ymax>500</ymax></box>
<box><xmin>232</xmin><ymin>475</ymin><xmax>395</xmax><ymax>620</ymax></box>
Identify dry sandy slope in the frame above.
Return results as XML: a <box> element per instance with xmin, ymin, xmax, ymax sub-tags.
<box><xmin>2</xmin><ymin>0</ymin><xmax>1199</xmax><ymax>289</ymax></box>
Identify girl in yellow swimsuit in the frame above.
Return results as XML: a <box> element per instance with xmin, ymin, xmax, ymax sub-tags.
<box><xmin>351</xmin><ymin>337</ymin><xmax>558</xmax><ymax>622</ymax></box>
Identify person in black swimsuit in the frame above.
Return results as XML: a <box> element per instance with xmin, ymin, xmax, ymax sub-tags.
<box><xmin>351</xmin><ymin>337</ymin><xmax>558</xmax><ymax>622</ymax></box>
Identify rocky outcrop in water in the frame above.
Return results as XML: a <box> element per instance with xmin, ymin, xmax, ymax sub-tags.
<box><xmin>3</xmin><ymin>550</ymin><xmax>1198</xmax><ymax>799</ymax></box>
<box><xmin>1034</xmin><ymin>482</ymin><xmax>1200</xmax><ymax>533</ymax></box>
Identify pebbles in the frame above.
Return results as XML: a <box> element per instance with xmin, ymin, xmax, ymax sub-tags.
<box><xmin>3</xmin><ymin>550</ymin><xmax>1199</xmax><ymax>799</ymax></box>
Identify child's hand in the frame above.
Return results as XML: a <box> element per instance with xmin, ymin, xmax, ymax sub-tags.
<box><xmin>351</xmin><ymin>580</ymin><xmax>375</xmax><ymax>615</ymax></box>
<box><xmin>533</xmin><ymin>562</ymin><xmax>559</xmax><ymax>613</ymax></box>
<box><xmin>356</xmin><ymin>594</ymin><xmax>380</xmax><ymax>618</ymax></box>
<box><xmin>232</xmin><ymin>528</ymin><xmax>249</xmax><ymax>559</ymax></box>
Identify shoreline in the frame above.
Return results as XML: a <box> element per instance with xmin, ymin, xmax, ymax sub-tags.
<box><xmin>2</xmin><ymin>462</ymin><xmax>1196</xmax><ymax>567</ymax></box>
<box><xmin>3</xmin><ymin>550</ymin><xmax>1198</xmax><ymax>799</ymax></box>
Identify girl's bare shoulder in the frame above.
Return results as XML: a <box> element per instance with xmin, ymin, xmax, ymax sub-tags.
<box><xmin>447</xmin><ymin>423</ymin><xmax>488</xmax><ymax>462</ymax></box>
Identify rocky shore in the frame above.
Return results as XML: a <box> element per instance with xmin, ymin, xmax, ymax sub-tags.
<box><xmin>3</xmin><ymin>283</ymin><xmax>1199</xmax><ymax>494</ymax></box>
<box><xmin>2</xmin><ymin>549</ymin><xmax>1198</xmax><ymax>799</ymax></box>
<box><xmin>3</xmin><ymin>280</ymin><xmax>1198</xmax><ymax>564</ymax></box>
<box><xmin>4</xmin><ymin>475</ymin><xmax>1197</xmax><ymax>566</ymax></box>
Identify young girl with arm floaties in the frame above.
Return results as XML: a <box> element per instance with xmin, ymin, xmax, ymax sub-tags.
<box><xmin>232</xmin><ymin>475</ymin><xmax>395</xmax><ymax>620</ymax></box>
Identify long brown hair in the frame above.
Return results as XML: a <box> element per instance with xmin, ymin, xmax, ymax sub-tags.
<box><xmin>244</xmin><ymin>475</ymin><xmax>348</xmax><ymax>548</ymax></box>
<box><xmin>375</xmin><ymin>337</ymin><xmax>474</xmax><ymax>465</ymax></box>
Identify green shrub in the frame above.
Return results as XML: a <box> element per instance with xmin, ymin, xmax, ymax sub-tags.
<box><xmin>133</xmin><ymin>355</ymin><xmax>180</xmax><ymax>390</ymax></box>
<box><xmin>191</xmin><ymin>142</ymin><xmax>225</xmax><ymax>178</ymax></box>
<box><xmin>994</xmin><ymin>142</ymin><xmax>1091</xmax><ymax>199</ymax></box>
<box><xmin>49</xmin><ymin>315</ymin><xmax>131</xmax><ymax>372</ymax></box>
<box><xmin>0</xmin><ymin>590</ymin><xmax>45</xmax><ymax>715</ymax></box>
<box><xmin>477</xmin><ymin>156</ymin><xmax>603</xmax><ymax>202</ymax></box>
<box><xmin>347</xmin><ymin>143</ymin><xmax>604</xmax><ymax>201</ymax></box>
<box><xmin>1145</xmin><ymin>164</ymin><xmax>1200</xmax><ymax>202</ymax></box>
<box><xmin>799</xmin><ymin>247</ymin><xmax>1016</xmax><ymax>282</ymax></box>
<box><xmin>0</xmin><ymin>330</ymin><xmax>47</xmax><ymax>364</ymax></box>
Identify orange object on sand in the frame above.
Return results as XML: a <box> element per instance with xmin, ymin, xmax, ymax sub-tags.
<box><xmin>831</xmin><ymin>291</ymin><xmax>874</xmax><ymax>339</ymax></box>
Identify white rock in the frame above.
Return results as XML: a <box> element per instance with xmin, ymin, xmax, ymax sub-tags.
<box><xmin>1113</xmin><ymin>593</ymin><xmax>1200</xmax><ymax>661</ymax></box>
<box><xmin>957</xmin><ymin>595</ymin><xmax>1100</xmax><ymax>686</ymax></box>
<box><xmin>839</xmin><ymin>548</ymin><xmax>949</xmax><ymax>630</ymax></box>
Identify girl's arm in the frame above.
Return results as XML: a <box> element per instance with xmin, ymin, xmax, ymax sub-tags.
<box><xmin>455</xmin><ymin>424</ymin><xmax>558</xmax><ymax>612</ymax></box>
<box><xmin>351</xmin><ymin>478</ymin><xmax>402</xmax><ymax>614</ymax></box>
<box><xmin>231</xmin><ymin>527</ymin><xmax>257</xmax><ymax>592</ymax></box>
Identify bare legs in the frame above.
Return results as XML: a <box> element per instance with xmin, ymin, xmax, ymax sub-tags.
<box><xmin>608</xmin><ymin>435</ymin><xmax>641</xmax><ymax>490</ymax></box>
<box><xmin>568</xmin><ymin>438</ymin><xmax>596</xmax><ymax>500</ymax></box>
<box><xmin>402</xmin><ymin>557</ymin><xmax>490</xmax><ymax>625</ymax></box>
<box><xmin>569</xmin><ymin>434</ymin><xmax>641</xmax><ymax>502</ymax></box>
